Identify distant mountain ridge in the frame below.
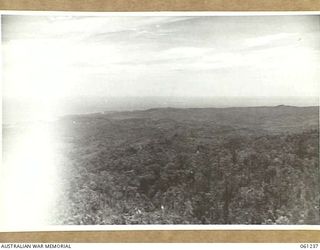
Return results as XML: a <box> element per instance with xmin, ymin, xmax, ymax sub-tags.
<box><xmin>61</xmin><ymin>105</ymin><xmax>319</xmax><ymax>136</ymax></box>
<box><xmin>3</xmin><ymin>96</ymin><xmax>319</xmax><ymax>124</ymax></box>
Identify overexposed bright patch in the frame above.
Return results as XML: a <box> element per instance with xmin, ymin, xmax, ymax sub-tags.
<box><xmin>0</xmin><ymin>122</ymin><xmax>59</xmax><ymax>228</ymax></box>
<box><xmin>3</xmin><ymin>38</ymin><xmax>126</xmax><ymax>99</ymax></box>
<box><xmin>3</xmin><ymin>39</ymin><xmax>77</xmax><ymax>99</ymax></box>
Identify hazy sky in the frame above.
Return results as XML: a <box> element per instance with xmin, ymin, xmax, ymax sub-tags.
<box><xmin>2</xmin><ymin>15</ymin><xmax>320</xmax><ymax>99</ymax></box>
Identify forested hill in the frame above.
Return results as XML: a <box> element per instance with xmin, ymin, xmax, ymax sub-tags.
<box><xmin>54</xmin><ymin>106</ymin><xmax>319</xmax><ymax>225</ymax></box>
<box><xmin>64</xmin><ymin>105</ymin><xmax>319</xmax><ymax>135</ymax></box>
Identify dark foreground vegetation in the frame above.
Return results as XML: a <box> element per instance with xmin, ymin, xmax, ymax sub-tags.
<box><xmin>52</xmin><ymin>106</ymin><xmax>319</xmax><ymax>224</ymax></box>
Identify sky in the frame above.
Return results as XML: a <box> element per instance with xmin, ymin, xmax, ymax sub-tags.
<box><xmin>2</xmin><ymin>14</ymin><xmax>320</xmax><ymax>99</ymax></box>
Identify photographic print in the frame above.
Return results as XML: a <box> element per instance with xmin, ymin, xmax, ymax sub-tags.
<box><xmin>1</xmin><ymin>13</ymin><xmax>319</xmax><ymax>228</ymax></box>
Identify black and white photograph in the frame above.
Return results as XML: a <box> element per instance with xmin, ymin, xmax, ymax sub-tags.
<box><xmin>1</xmin><ymin>13</ymin><xmax>319</xmax><ymax>228</ymax></box>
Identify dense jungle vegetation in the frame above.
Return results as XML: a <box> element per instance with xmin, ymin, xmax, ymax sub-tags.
<box><xmin>52</xmin><ymin>106</ymin><xmax>319</xmax><ymax>224</ymax></box>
